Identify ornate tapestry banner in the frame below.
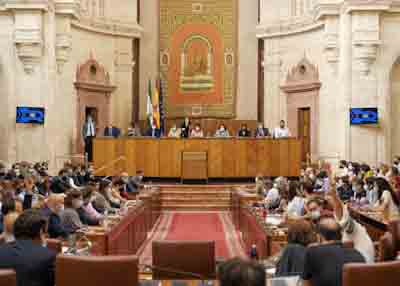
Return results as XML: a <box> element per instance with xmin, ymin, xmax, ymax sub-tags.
<box><xmin>160</xmin><ymin>0</ymin><xmax>237</xmax><ymax>118</ymax></box>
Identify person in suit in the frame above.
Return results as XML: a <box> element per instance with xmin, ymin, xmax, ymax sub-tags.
<box><xmin>238</xmin><ymin>123</ymin><xmax>251</xmax><ymax>137</ymax></box>
<box><xmin>215</xmin><ymin>123</ymin><xmax>230</xmax><ymax>137</ymax></box>
<box><xmin>104</xmin><ymin>124</ymin><xmax>121</xmax><ymax>138</ymax></box>
<box><xmin>180</xmin><ymin>117</ymin><xmax>191</xmax><ymax>138</ymax></box>
<box><xmin>255</xmin><ymin>122</ymin><xmax>270</xmax><ymax>138</ymax></box>
<box><xmin>0</xmin><ymin>209</ymin><xmax>57</xmax><ymax>286</ymax></box>
<box><xmin>82</xmin><ymin>114</ymin><xmax>96</xmax><ymax>162</ymax></box>
<box><xmin>127</xmin><ymin>122</ymin><xmax>141</xmax><ymax>137</ymax></box>
<box><xmin>47</xmin><ymin>194</ymin><xmax>69</xmax><ymax>239</ymax></box>
<box><xmin>168</xmin><ymin>124</ymin><xmax>181</xmax><ymax>138</ymax></box>
<box><xmin>145</xmin><ymin>123</ymin><xmax>161</xmax><ymax>138</ymax></box>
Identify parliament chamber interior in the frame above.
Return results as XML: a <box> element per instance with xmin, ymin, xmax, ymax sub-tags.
<box><xmin>1</xmin><ymin>1</ymin><xmax>400</xmax><ymax>286</ymax></box>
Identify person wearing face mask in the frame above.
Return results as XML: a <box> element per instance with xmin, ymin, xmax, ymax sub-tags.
<box><xmin>305</xmin><ymin>198</ymin><xmax>333</xmax><ymax>222</ymax></box>
<box><xmin>254</xmin><ymin>122</ymin><xmax>270</xmax><ymax>138</ymax></box>
<box><xmin>336</xmin><ymin>176</ymin><xmax>353</xmax><ymax>201</ymax></box>
<box><xmin>237</xmin><ymin>123</ymin><xmax>251</xmax><ymax>137</ymax></box>
<box><xmin>168</xmin><ymin>123</ymin><xmax>181</xmax><ymax>138</ymax></box>
<box><xmin>364</xmin><ymin>177</ymin><xmax>378</xmax><ymax>206</ymax></box>
<box><xmin>215</xmin><ymin>124</ymin><xmax>230</xmax><ymax>138</ymax></box>
<box><xmin>190</xmin><ymin>123</ymin><xmax>204</xmax><ymax>138</ymax></box>
<box><xmin>82</xmin><ymin>188</ymin><xmax>104</xmax><ymax>221</ymax></box>
<box><xmin>326</xmin><ymin>184</ymin><xmax>375</xmax><ymax>263</ymax></box>
<box><xmin>60</xmin><ymin>190</ymin><xmax>84</xmax><ymax>234</ymax></box>
<box><xmin>351</xmin><ymin>178</ymin><xmax>366</xmax><ymax>201</ymax></box>
<box><xmin>371</xmin><ymin>177</ymin><xmax>400</xmax><ymax>220</ymax></box>
<box><xmin>118</xmin><ymin>171</ymin><xmax>140</xmax><ymax>198</ymax></box>
<box><xmin>47</xmin><ymin>194</ymin><xmax>69</xmax><ymax>239</ymax></box>
<box><xmin>0</xmin><ymin>209</ymin><xmax>57</xmax><ymax>286</ymax></box>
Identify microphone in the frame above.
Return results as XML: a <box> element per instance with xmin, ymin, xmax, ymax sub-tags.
<box><xmin>140</xmin><ymin>264</ymin><xmax>206</xmax><ymax>280</ymax></box>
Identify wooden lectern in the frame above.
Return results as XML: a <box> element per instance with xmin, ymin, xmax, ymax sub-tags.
<box><xmin>181</xmin><ymin>151</ymin><xmax>208</xmax><ymax>181</ymax></box>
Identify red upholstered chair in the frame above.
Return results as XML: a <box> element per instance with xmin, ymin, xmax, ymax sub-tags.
<box><xmin>378</xmin><ymin>220</ymin><xmax>400</xmax><ymax>261</ymax></box>
<box><xmin>56</xmin><ymin>255</ymin><xmax>138</xmax><ymax>286</ymax></box>
<box><xmin>0</xmin><ymin>269</ymin><xmax>16</xmax><ymax>286</ymax></box>
<box><xmin>46</xmin><ymin>239</ymin><xmax>63</xmax><ymax>254</ymax></box>
<box><xmin>343</xmin><ymin>261</ymin><xmax>400</xmax><ymax>286</ymax></box>
<box><xmin>152</xmin><ymin>240</ymin><xmax>216</xmax><ymax>280</ymax></box>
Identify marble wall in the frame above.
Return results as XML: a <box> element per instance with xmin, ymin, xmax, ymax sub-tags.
<box><xmin>258</xmin><ymin>0</ymin><xmax>400</xmax><ymax>166</ymax></box>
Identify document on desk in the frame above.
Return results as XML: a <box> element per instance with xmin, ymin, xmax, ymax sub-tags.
<box><xmin>268</xmin><ymin>276</ymin><xmax>302</xmax><ymax>286</ymax></box>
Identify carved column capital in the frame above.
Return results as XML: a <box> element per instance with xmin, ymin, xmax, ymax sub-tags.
<box><xmin>54</xmin><ymin>0</ymin><xmax>81</xmax><ymax>19</ymax></box>
<box><xmin>351</xmin><ymin>12</ymin><xmax>381</xmax><ymax>75</ymax></box>
<box><xmin>13</xmin><ymin>17</ymin><xmax>43</xmax><ymax>74</ymax></box>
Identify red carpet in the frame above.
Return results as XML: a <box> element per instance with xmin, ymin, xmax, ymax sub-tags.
<box><xmin>137</xmin><ymin>212</ymin><xmax>246</xmax><ymax>266</ymax></box>
<box><xmin>165</xmin><ymin>213</ymin><xmax>230</xmax><ymax>258</ymax></box>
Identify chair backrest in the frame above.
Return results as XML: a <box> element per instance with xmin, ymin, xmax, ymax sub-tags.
<box><xmin>56</xmin><ymin>255</ymin><xmax>138</xmax><ymax>286</ymax></box>
<box><xmin>379</xmin><ymin>232</ymin><xmax>397</xmax><ymax>262</ymax></box>
<box><xmin>46</xmin><ymin>239</ymin><xmax>63</xmax><ymax>254</ymax></box>
<box><xmin>343</xmin><ymin>261</ymin><xmax>400</xmax><ymax>286</ymax></box>
<box><xmin>0</xmin><ymin>269</ymin><xmax>16</xmax><ymax>286</ymax></box>
<box><xmin>152</xmin><ymin>240</ymin><xmax>216</xmax><ymax>280</ymax></box>
<box><xmin>389</xmin><ymin>220</ymin><xmax>400</xmax><ymax>252</ymax></box>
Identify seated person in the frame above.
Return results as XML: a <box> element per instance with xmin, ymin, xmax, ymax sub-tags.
<box><xmin>327</xmin><ymin>186</ymin><xmax>375</xmax><ymax>263</ymax></box>
<box><xmin>287</xmin><ymin>181</ymin><xmax>306</xmax><ymax>218</ymax></box>
<box><xmin>60</xmin><ymin>190</ymin><xmax>84</xmax><ymax>234</ymax></box>
<box><xmin>127</xmin><ymin>122</ymin><xmax>141</xmax><ymax>137</ymax></box>
<box><xmin>237</xmin><ymin>123</ymin><xmax>251</xmax><ymax>137</ymax></box>
<box><xmin>145</xmin><ymin>123</ymin><xmax>161</xmax><ymax>138</ymax></box>
<box><xmin>190</xmin><ymin>123</ymin><xmax>204</xmax><ymax>138</ymax></box>
<box><xmin>276</xmin><ymin>220</ymin><xmax>315</xmax><ymax>276</ymax></box>
<box><xmin>305</xmin><ymin>198</ymin><xmax>333</xmax><ymax>222</ymax></box>
<box><xmin>273</xmin><ymin>120</ymin><xmax>291</xmax><ymax>138</ymax></box>
<box><xmin>218</xmin><ymin>258</ymin><xmax>265</xmax><ymax>286</ymax></box>
<box><xmin>371</xmin><ymin>177</ymin><xmax>400</xmax><ymax>220</ymax></box>
<box><xmin>301</xmin><ymin>217</ymin><xmax>365</xmax><ymax>286</ymax></box>
<box><xmin>104</xmin><ymin>123</ymin><xmax>121</xmax><ymax>138</ymax></box>
<box><xmin>82</xmin><ymin>187</ymin><xmax>104</xmax><ymax>222</ymax></box>
<box><xmin>336</xmin><ymin>176</ymin><xmax>353</xmax><ymax>201</ymax></box>
<box><xmin>47</xmin><ymin>194</ymin><xmax>69</xmax><ymax>239</ymax></box>
<box><xmin>0</xmin><ymin>212</ymin><xmax>19</xmax><ymax>244</ymax></box>
<box><xmin>215</xmin><ymin>124</ymin><xmax>230</xmax><ymax>138</ymax></box>
<box><xmin>0</xmin><ymin>209</ymin><xmax>57</xmax><ymax>286</ymax></box>
<box><xmin>264</xmin><ymin>181</ymin><xmax>281</xmax><ymax>209</ymax></box>
<box><xmin>255</xmin><ymin>122</ymin><xmax>270</xmax><ymax>138</ymax></box>
<box><xmin>168</xmin><ymin>124</ymin><xmax>181</xmax><ymax>138</ymax></box>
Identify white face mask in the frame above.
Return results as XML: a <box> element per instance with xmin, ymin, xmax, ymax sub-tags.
<box><xmin>310</xmin><ymin>210</ymin><xmax>321</xmax><ymax>221</ymax></box>
<box><xmin>220</xmin><ymin>127</ymin><xmax>225</xmax><ymax>132</ymax></box>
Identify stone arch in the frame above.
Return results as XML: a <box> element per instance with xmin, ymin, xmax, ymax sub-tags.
<box><xmin>280</xmin><ymin>55</ymin><xmax>321</xmax><ymax>162</ymax></box>
<box><xmin>74</xmin><ymin>53</ymin><xmax>116</xmax><ymax>153</ymax></box>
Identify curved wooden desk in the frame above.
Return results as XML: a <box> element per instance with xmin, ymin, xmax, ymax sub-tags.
<box><xmin>93</xmin><ymin>137</ymin><xmax>302</xmax><ymax>178</ymax></box>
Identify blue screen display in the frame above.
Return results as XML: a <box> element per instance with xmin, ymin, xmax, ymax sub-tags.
<box><xmin>16</xmin><ymin>107</ymin><xmax>45</xmax><ymax>124</ymax></box>
<box><xmin>350</xmin><ymin>108</ymin><xmax>378</xmax><ymax>125</ymax></box>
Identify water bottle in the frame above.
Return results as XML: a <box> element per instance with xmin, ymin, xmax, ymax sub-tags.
<box><xmin>250</xmin><ymin>244</ymin><xmax>259</xmax><ymax>261</ymax></box>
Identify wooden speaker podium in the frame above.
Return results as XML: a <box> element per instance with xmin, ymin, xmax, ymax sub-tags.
<box><xmin>181</xmin><ymin>151</ymin><xmax>208</xmax><ymax>180</ymax></box>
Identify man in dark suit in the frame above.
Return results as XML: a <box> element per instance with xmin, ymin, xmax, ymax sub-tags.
<box><xmin>0</xmin><ymin>209</ymin><xmax>56</xmax><ymax>286</ymax></box>
<box><xmin>104</xmin><ymin>124</ymin><xmax>121</xmax><ymax>138</ymax></box>
<box><xmin>238</xmin><ymin>124</ymin><xmax>251</xmax><ymax>137</ymax></box>
<box><xmin>255</xmin><ymin>122</ymin><xmax>270</xmax><ymax>138</ymax></box>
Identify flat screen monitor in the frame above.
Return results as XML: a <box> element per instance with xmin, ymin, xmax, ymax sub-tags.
<box><xmin>16</xmin><ymin>107</ymin><xmax>45</xmax><ymax>124</ymax></box>
<box><xmin>350</xmin><ymin>108</ymin><xmax>378</xmax><ymax>125</ymax></box>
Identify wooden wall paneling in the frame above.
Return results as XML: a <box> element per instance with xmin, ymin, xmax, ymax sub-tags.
<box><xmin>256</xmin><ymin>140</ymin><xmax>272</xmax><ymax>176</ymax></box>
<box><xmin>124</xmin><ymin>139</ymin><xmax>137</xmax><ymax>175</ymax></box>
<box><xmin>289</xmin><ymin>139</ymin><xmax>302</xmax><ymax>176</ymax></box>
<box><xmin>183</xmin><ymin>139</ymin><xmax>209</xmax><ymax>152</ymax></box>
<box><xmin>159</xmin><ymin>139</ymin><xmax>184</xmax><ymax>177</ymax></box>
<box><xmin>279</xmin><ymin>139</ymin><xmax>290</xmax><ymax>177</ymax></box>
<box><xmin>223</xmin><ymin>139</ymin><xmax>236</xmax><ymax>177</ymax></box>
<box><xmin>144</xmin><ymin>140</ymin><xmax>160</xmax><ymax>177</ymax></box>
<box><xmin>135</xmin><ymin>139</ymin><xmax>146</xmax><ymax>175</ymax></box>
<box><xmin>247</xmin><ymin>139</ymin><xmax>258</xmax><ymax>177</ymax></box>
<box><xmin>114</xmin><ymin>139</ymin><xmax>126</xmax><ymax>176</ymax></box>
<box><xmin>208</xmin><ymin>139</ymin><xmax>224</xmax><ymax>178</ymax></box>
<box><xmin>93</xmin><ymin>138</ymin><xmax>110</xmax><ymax>176</ymax></box>
<box><xmin>270</xmin><ymin>140</ymin><xmax>281</xmax><ymax>177</ymax></box>
<box><xmin>235</xmin><ymin>139</ymin><xmax>248</xmax><ymax>177</ymax></box>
